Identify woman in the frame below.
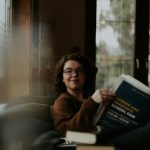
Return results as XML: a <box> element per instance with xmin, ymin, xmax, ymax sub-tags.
<box><xmin>51</xmin><ymin>53</ymin><xmax>150</xmax><ymax>149</ymax></box>
<box><xmin>51</xmin><ymin>52</ymin><xmax>115</xmax><ymax>137</ymax></box>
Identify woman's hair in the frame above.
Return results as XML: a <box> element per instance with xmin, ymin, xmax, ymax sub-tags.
<box><xmin>53</xmin><ymin>52</ymin><xmax>97</xmax><ymax>97</ymax></box>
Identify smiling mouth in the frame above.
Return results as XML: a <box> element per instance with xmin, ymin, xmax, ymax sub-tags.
<box><xmin>71</xmin><ymin>80</ymin><xmax>79</xmax><ymax>82</ymax></box>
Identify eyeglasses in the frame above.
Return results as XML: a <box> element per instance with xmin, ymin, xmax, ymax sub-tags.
<box><xmin>63</xmin><ymin>68</ymin><xmax>85</xmax><ymax>76</ymax></box>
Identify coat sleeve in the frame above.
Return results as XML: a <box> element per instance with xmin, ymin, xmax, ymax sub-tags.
<box><xmin>50</xmin><ymin>94</ymin><xmax>100</xmax><ymax>136</ymax></box>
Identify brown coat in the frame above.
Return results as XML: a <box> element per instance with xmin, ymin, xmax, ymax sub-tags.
<box><xmin>50</xmin><ymin>92</ymin><xmax>99</xmax><ymax>136</ymax></box>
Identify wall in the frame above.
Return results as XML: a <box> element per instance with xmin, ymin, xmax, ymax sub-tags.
<box><xmin>0</xmin><ymin>0</ymin><xmax>86</xmax><ymax>99</ymax></box>
<box><xmin>8</xmin><ymin>0</ymin><xmax>31</xmax><ymax>97</ymax></box>
<box><xmin>30</xmin><ymin>0</ymin><xmax>86</xmax><ymax>96</ymax></box>
<box><xmin>38</xmin><ymin>0</ymin><xmax>86</xmax><ymax>66</ymax></box>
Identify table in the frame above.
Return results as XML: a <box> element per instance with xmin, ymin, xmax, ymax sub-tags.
<box><xmin>77</xmin><ymin>145</ymin><xmax>114</xmax><ymax>150</ymax></box>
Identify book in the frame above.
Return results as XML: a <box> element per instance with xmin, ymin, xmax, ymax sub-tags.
<box><xmin>94</xmin><ymin>74</ymin><xmax>150</xmax><ymax>131</ymax></box>
<box><xmin>66</xmin><ymin>130</ymin><xmax>97</xmax><ymax>145</ymax></box>
<box><xmin>66</xmin><ymin>74</ymin><xmax>150</xmax><ymax>144</ymax></box>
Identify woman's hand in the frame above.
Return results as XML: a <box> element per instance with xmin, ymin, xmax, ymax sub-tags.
<box><xmin>91</xmin><ymin>88</ymin><xmax>115</xmax><ymax>104</ymax></box>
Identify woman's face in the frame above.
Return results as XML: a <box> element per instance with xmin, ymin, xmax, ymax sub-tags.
<box><xmin>62</xmin><ymin>60</ymin><xmax>86</xmax><ymax>93</ymax></box>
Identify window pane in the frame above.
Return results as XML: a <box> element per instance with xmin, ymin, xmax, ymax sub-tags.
<box><xmin>96</xmin><ymin>0</ymin><xmax>135</xmax><ymax>89</ymax></box>
<box><xmin>0</xmin><ymin>0</ymin><xmax>6</xmax><ymax>25</ymax></box>
<box><xmin>149</xmin><ymin>36</ymin><xmax>150</xmax><ymax>86</ymax></box>
<box><xmin>97</xmin><ymin>0</ymin><xmax>135</xmax><ymax>21</ymax></box>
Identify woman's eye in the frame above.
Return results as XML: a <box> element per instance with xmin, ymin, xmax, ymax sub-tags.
<box><xmin>66</xmin><ymin>70</ymin><xmax>72</xmax><ymax>73</ymax></box>
<box><xmin>64</xmin><ymin>69</ymin><xmax>72</xmax><ymax>73</ymax></box>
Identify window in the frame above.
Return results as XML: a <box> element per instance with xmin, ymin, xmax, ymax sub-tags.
<box><xmin>0</xmin><ymin>0</ymin><xmax>12</xmax><ymax>78</ymax></box>
<box><xmin>0</xmin><ymin>0</ymin><xmax>12</xmax><ymax>98</ymax></box>
<box><xmin>149</xmin><ymin>4</ymin><xmax>150</xmax><ymax>86</ymax></box>
<box><xmin>96</xmin><ymin>0</ymin><xmax>136</xmax><ymax>88</ymax></box>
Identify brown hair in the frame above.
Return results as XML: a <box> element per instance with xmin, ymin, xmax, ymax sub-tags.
<box><xmin>53</xmin><ymin>53</ymin><xmax>97</xmax><ymax>97</ymax></box>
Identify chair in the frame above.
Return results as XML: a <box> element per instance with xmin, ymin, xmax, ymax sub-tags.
<box><xmin>0</xmin><ymin>96</ymin><xmax>76</xmax><ymax>150</ymax></box>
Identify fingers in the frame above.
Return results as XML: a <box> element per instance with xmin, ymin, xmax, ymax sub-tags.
<box><xmin>100</xmin><ymin>89</ymin><xmax>115</xmax><ymax>103</ymax></box>
<box><xmin>91</xmin><ymin>88</ymin><xmax>115</xmax><ymax>104</ymax></box>
<box><xmin>100</xmin><ymin>89</ymin><xmax>112</xmax><ymax>95</ymax></box>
